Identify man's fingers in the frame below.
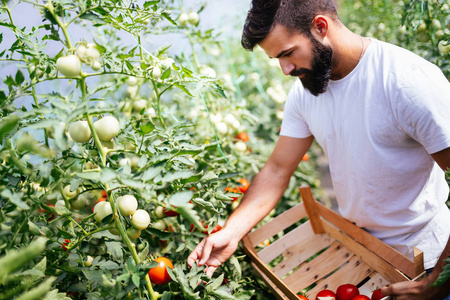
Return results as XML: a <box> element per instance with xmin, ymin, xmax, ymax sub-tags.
<box><xmin>205</xmin><ymin>265</ymin><xmax>217</xmax><ymax>278</ymax></box>
<box><xmin>198</xmin><ymin>238</ymin><xmax>213</xmax><ymax>265</ymax></box>
<box><xmin>187</xmin><ymin>238</ymin><xmax>205</xmax><ymax>267</ymax></box>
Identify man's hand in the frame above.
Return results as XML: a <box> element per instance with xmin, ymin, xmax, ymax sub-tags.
<box><xmin>381</xmin><ymin>275</ymin><xmax>448</xmax><ymax>300</ymax></box>
<box><xmin>187</xmin><ymin>228</ymin><xmax>239</xmax><ymax>277</ymax></box>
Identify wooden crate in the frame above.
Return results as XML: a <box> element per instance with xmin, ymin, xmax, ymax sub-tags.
<box><xmin>242</xmin><ymin>184</ymin><xmax>426</xmax><ymax>299</ymax></box>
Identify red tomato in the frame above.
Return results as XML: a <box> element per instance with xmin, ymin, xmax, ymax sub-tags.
<box><xmin>302</xmin><ymin>153</ymin><xmax>309</xmax><ymax>161</ymax></box>
<box><xmin>163</xmin><ymin>205</ymin><xmax>179</xmax><ymax>217</ymax></box>
<box><xmin>336</xmin><ymin>284</ymin><xmax>359</xmax><ymax>300</ymax></box>
<box><xmin>238</xmin><ymin>178</ymin><xmax>250</xmax><ymax>193</ymax></box>
<box><xmin>209</xmin><ymin>224</ymin><xmax>222</xmax><ymax>234</ymax></box>
<box><xmin>316</xmin><ymin>290</ymin><xmax>336</xmax><ymax>300</ymax></box>
<box><xmin>236</xmin><ymin>131</ymin><xmax>249</xmax><ymax>142</ymax></box>
<box><xmin>148</xmin><ymin>257</ymin><xmax>173</xmax><ymax>285</ymax></box>
<box><xmin>370</xmin><ymin>289</ymin><xmax>384</xmax><ymax>300</ymax></box>
<box><xmin>62</xmin><ymin>239</ymin><xmax>70</xmax><ymax>251</ymax></box>
<box><xmin>352</xmin><ymin>296</ymin><xmax>370</xmax><ymax>300</ymax></box>
<box><xmin>298</xmin><ymin>295</ymin><xmax>309</xmax><ymax>300</ymax></box>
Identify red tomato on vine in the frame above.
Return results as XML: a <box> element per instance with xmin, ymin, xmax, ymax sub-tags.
<box><xmin>238</xmin><ymin>178</ymin><xmax>250</xmax><ymax>193</ymax></box>
<box><xmin>148</xmin><ymin>257</ymin><xmax>173</xmax><ymax>285</ymax></box>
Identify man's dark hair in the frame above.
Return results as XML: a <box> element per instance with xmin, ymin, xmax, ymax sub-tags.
<box><xmin>241</xmin><ymin>0</ymin><xmax>340</xmax><ymax>51</ymax></box>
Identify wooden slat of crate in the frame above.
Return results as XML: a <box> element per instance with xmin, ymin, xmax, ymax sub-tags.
<box><xmin>322</xmin><ymin>221</ymin><xmax>410</xmax><ymax>283</ymax></box>
<box><xmin>258</xmin><ymin>220</ymin><xmax>315</xmax><ymax>264</ymax></box>
<box><xmin>272</xmin><ymin>233</ymin><xmax>334</xmax><ymax>278</ymax></box>
<box><xmin>283</xmin><ymin>241</ymin><xmax>352</xmax><ymax>291</ymax></box>
<box><xmin>306</xmin><ymin>253</ymin><xmax>375</xmax><ymax>296</ymax></box>
<box><xmin>300</xmin><ymin>185</ymin><xmax>422</xmax><ymax>279</ymax></box>
<box><xmin>250</xmin><ymin>262</ymin><xmax>290</xmax><ymax>300</ymax></box>
<box><xmin>247</xmin><ymin>203</ymin><xmax>308</xmax><ymax>248</ymax></box>
<box><xmin>358</xmin><ymin>272</ymin><xmax>390</xmax><ymax>295</ymax></box>
<box><xmin>242</xmin><ymin>235</ymin><xmax>301</xmax><ymax>300</ymax></box>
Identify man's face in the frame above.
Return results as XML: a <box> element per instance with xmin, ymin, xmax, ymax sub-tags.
<box><xmin>258</xmin><ymin>24</ymin><xmax>333</xmax><ymax>96</ymax></box>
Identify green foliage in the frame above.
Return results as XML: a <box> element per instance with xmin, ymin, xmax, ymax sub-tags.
<box><xmin>339</xmin><ymin>0</ymin><xmax>449</xmax><ymax>78</ymax></box>
<box><xmin>0</xmin><ymin>0</ymin><xmax>317</xmax><ymax>299</ymax></box>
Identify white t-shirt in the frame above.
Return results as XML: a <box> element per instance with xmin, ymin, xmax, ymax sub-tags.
<box><xmin>280</xmin><ymin>38</ymin><xmax>450</xmax><ymax>269</ymax></box>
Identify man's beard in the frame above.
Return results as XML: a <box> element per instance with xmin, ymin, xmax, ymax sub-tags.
<box><xmin>290</xmin><ymin>35</ymin><xmax>333</xmax><ymax>96</ymax></box>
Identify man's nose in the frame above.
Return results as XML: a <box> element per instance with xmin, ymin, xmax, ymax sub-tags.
<box><xmin>279</xmin><ymin>58</ymin><xmax>295</xmax><ymax>76</ymax></box>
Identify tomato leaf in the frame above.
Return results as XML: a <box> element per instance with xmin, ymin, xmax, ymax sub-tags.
<box><xmin>168</xmin><ymin>190</ymin><xmax>194</xmax><ymax>207</ymax></box>
<box><xmin>142</xmin><ymin>161</ymin><xmax>165</xmax><ymax>181</ymax></box>
<box><xmin>162</xmin><ymin>170</ymin><xmax>195</xmax><ymax>183</ymax></box>
<box><xmin>176</xmin><ymin>203</ymin><xmax>205</xmax><ymax>233</ymax></box>
<box><xmin>1</xmin><ymin>189</ymin><xmax>30</xmax><ymax>210</ymax></box>
<box><xmin>105</xmin><ymin>242</ymin><xmax>123</xmax><ymax>263</ymax></box>
<box><xmin>0</xmin><ymin>114</ymin><xmax>19</xmax><ymax>141</ymax></box>
<box><xmin>79</xmin><ymin>12</ymin><xmax>106</xmax><ymax>25</ymax></box>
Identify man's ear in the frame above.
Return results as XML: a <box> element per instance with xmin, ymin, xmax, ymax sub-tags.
<box><xmin>311</xmin><ymin>15</ymin><xmax>328</xmax><ymax>38</ymax></box>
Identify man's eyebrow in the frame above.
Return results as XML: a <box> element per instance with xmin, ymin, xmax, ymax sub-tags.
<box><xmin>272</xmin><ymin>47</ymin><xmax>294</xmax><ymax>59</ymax></box>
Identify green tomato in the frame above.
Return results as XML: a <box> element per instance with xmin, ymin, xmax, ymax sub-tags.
<box><xmin>63</xmin><ymin>185</ymin><xmax>79</xmax><ymax>198</ymax></box>
<box><xmin>70</xmin><ymin>194</ymin><xmax>86</xmax><ymax>210</ymax></box>
<box><xmin>76</xmin><ymin>43</ymin><xmax>100</xmax><ymax>65</ymax></box>
<box><xmin>90</xmin><ymin>60</ymin><xmax>102</xmax><ymax>71</ymax></box>
<box><xmin>117</xmin><ymin>195</ymin><xmax>138</xmax><ymax>216</ymax></box>
<box><xmin>152</xmin><ymin>219</ymin><xmax>167</xmax><ymax>231</ymax></box>
<box><xmin>131</xmin><ymin>209</ymin><xmax>151</xmax><ymax>229</ymax></box>
<box><xmin>154</xmin><ymin>206</ymin><xmax>165</xmax><ymax>219</ymax></box>
<box><xmin>126</xmin><ymin>226</ymin><xmax>141</xmax><ymax>239</ymax></box>
<box><xmin>94</xmin><ymin>116</ymin><xmax>120</xmax><ymax>142</ymax></box>
<box><xmin>56</xmin><ymin>55</ymin><xmax>81</xmax><ymax>77</ymax></box>
<box><xmin>93</xmin><ymin>201</ymin><xmax>113</xmax><ymax>222</ymax></box>
<box><xmin>438</xmin><ymin>40</ymin><xmax>450</xmax><ymax>54</ymax></box>
<box><xmin>133</xmin><ymin>99</ymin><xmax>147</xmax><ymax>112</ymax></box>
<box><xmin>85</xmin><ymin>255</ymin><xmax>94</xmax><ymax>267</ymax></box>
<box><xmin>68</xmin><ymin>121</ymin><xmax>92</xmax><ymax>143</ymax></box>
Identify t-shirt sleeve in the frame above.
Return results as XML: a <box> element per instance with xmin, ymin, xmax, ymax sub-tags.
<box><xmin>279</xmin><ymin>81</ymin><xmax>312</xmax><ymax>138</ymax></box>
<box><xmin>394</xmin><ymin>63</ymin><xmax>450</xmax><ymax>154</ymax></box>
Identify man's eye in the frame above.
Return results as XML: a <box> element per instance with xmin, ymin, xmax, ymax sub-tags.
<box><xmin>284</xmin><ymin>51</ymin><xmax>293</xmax><ymax>57</ymax></box>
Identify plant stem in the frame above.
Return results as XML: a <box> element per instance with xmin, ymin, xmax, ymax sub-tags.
<box><xmin>151</xmin><ymin>80</ymin><xmax>166</xmax><ymax>129</ymax></box>
<box><xmin>45</xmin><ymin>0</ymin><xmax>73</xmax><ymax>50</ymax></box>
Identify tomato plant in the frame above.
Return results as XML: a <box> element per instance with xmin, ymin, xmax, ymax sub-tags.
<box><xmin>148</xmin><ymin>257</ymin><xmax>173</xmax><ymax>285</ymax></box>
<box><xmin>3</xmin><ymin>0</ymin><xmax>440</xmax><ymax>299</ymax></box>
<box><xmin>336</xmin><ymin>284</ymin><xmax>359</xmax><ymax>300</ymax></box>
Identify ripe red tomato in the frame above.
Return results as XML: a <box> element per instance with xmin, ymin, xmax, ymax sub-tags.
<box><xmin>238</xmin><ymin>178</ymin><xmax>250</xmax><ymax>193</ymax></box>
<box><xmin>236</xmin><ymin>131</ymin><xmax>249</xmax><ymax>142</ymax></box>
<box><xmin>370</xmin><ymin>289</ymin><xmax>384</xmax><ymax>300</ymax></box>
<box><xmin>316</xmin><ymin>290</ymin><xmax>336</xmax><ymax>300</ymax></box>
<box><xmin>148</xmin><ymin>257</ymin><xmax>173</xmax><ymax>285</ymax></box>
<box><xmin>352</xmin><ymin>296</ymin><xmax>370</xmax><ymax>300</ymax></box>
<box><xmin>298</xmin><ymin>295</ymin><xmax>309</xmax><ymax>300</ymax></box>
<box><xmin>209</xmin><ymin>224</ymin><xmax>222</xmax><ymax>234</ymax></box>
<box><xmin>62</xmin><ymin>239</ymin><xmax>70</xmax><ymax>251</ymax></box>
<box><xmin>163</xmin><ymin>205</ymin><xmax>179</xmax><ymax>217</ymax></box>
<box><xmin>336</xmin><ymin>284</ymin><xmax>359</xmax><ymax>300</ymax></box>
<box><xmin>302</xmin><ymin>153</ymin><xmax>309</xmax><ymax>161</ymax></box>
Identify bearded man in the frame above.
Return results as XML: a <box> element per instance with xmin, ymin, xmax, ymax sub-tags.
<box><xmin>188</xmin><ymin>1</ymin><xmax>450</xmax><ymax>299</ymax></box>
